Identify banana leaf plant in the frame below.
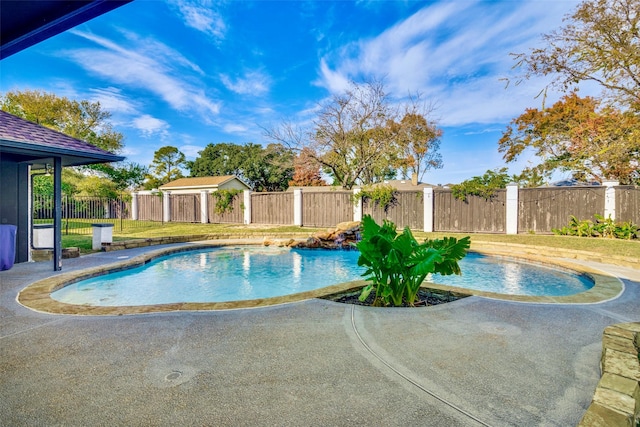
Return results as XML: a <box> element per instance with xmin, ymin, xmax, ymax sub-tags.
<box><xmin>355</xmin><ymin>215</ymin><xmax>470</xmax><ymax>306</ymax></box>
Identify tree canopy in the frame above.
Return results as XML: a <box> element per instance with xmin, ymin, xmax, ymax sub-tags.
<box><xmin>499</xmin><ymin>93</ymin><xmax>640</xmax><ymax>184</ymax></box>
<box><xmin>266</xmin><ymin>80</ymin><xmax>443</xmax><ymax>189</ymax></box>
<box><xmin>188</xmin><ymin>142</ymin><xmax>294</xmax><ymax>191</ymax></box>
<box><xmin>147</xmin><ymin>146</ymin><xmax>186</xmax><ymax>189</ymax></box>
<box><xmin>512</xmin><ymin>0</ymin><xmax>640</xmax><ymax>110</ymax></box>
<box><xmin>0</xmin><ymin>90</ymin><xmax>124</xmax><ymax>153</ymax></box>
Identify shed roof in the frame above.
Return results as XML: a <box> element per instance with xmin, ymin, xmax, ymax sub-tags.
<box><xmin>0</xmin><ymin>110</ymin><xmax>124</xmax><ymax>167</ymax></box>
<box><xmin>159</xmin><ymin>175</ymin><xmax>248</xmax><ymax>189</ymax></box>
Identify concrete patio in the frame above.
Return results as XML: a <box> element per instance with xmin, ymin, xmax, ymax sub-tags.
<box><xmin>1</xmin><ymin>243</ymin><xmax>639</xmax><ymax>426</ymax></box>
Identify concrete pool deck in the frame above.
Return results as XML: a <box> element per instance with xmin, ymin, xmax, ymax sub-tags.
<box><xmin>1</xmin><ymin>241</ymin><xmax>639</xmax><ymax>426</ymax></box>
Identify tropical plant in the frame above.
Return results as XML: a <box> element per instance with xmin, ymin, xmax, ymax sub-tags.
<box><xmin>552</xmin><ymin>214</ymin><xmax>639</xmax><ymax>239</ymax></box>
<box><xmin>356</xmin><ymin>215</ymin><xmax>470</xmax><ymax>307</ymax></box>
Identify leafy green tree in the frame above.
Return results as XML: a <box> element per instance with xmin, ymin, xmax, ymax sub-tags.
<box><xmin>1</xmin><ymin>90</ymin><xmax>124</xmax><ymax>152</ymax></box>
<box><xmin>148</xmin><ymin>146</ymin><xmax>186</xmax><ymax>188</ymax></box>
<box><xmin>93</xmin><ymin>162</ymin><xmax>149</xmax><ymax>191</ymax></box>
<box><xmin>189</xmin><ymin>142</ymin><xmax>294</xmax><ymax>191</ymax></box>
<box><xmin>450</xmin><ymin>168</ymin><xmax>513</xmax><ymax>201</ymax></box>
<box><xmin>511</xmin><ymin>0</ymin><xmax>640</xmax><ymax>110</ymax></box>
<box><xmin>499</xmin><ymin>93</ymin><xmax>640</xmax><ymax>184</ymax></box>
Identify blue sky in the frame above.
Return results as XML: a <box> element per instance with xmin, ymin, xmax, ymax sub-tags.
<box><xmin>1</xmin><ymin>0</ymin><xmax>586</xmax><ymax>185</ymax></box>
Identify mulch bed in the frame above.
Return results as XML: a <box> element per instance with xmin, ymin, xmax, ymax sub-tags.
<box><xmin>322</xmin><ymin>287</ymin><xmax>467</xmax><ymax>307</ymax></box>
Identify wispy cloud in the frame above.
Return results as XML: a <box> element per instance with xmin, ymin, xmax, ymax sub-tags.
<box><xmin>168</xmin><ymin>0</ymin><xmax>226</xmax><ymax>41</ymax></box>
<box><xmin>131</xmin><ymin>114</ymin><xmax>170</xmax><ymax>138</ymax></box>
<box><xmin>220</xmin><ymin>70</ymin><xmax>271</xmax><ymax>96</ymax></box>
<box><xmin>88</xmin><ymin>87</ymin><xmax>138</xmax><ymax>115</ymax></box>
<box><xmin>317</xmin><ymin>0</ymin><xmax>581</xmax><ymax>125</ymax></box>
<box><xmin>64</xmin><ymin>29</ymin><xmax>220</xmax><ymax>119</ymax></box>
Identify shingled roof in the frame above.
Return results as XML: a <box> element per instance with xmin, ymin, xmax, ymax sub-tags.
<box><xmin>159</xmin><ymin>175</ymin><xmax>249</xmax><ymax>189</ymax></box>
<box><xmin>0</xmin><ymin>110</ymin><xmax>124</xmax><ymax>166</ymax></box>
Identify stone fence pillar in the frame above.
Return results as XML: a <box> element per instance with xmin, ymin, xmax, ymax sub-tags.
<box><xmin>243</xmin><ymin>190</ymin><xmax>252</xmax><ymax>225</ymax></box>
<box><xmin>162</xmin><ymin>191</ymin><xmax>171</xmax><ymax>223</ymax></box>
<box><xmin>293</xmin><ymin>189</ymin><xmax>303</xmax><ymax>226</ymax></box>
<box><xmin>352</xmin><ymin>188</ymin><xmax>362</xmax><ymax>222</ymax></box>
<box><xmin>131</xmin><ymin>192</ymin><xmax>138</xmax><ymax>221</ymax></box>
<box><xmin>603</xmin><ymin>180</ymin><xmax>619</xmax><ymax>220</ymax></box>
<box><xmin>200</xmin><ymin>190</ymin><xmax>209</xmax><ymax>224</ymax></box>
<box><xmin>423</xmin><ymin>187</ymin><xmax>434</xmax><ymax>232</ymax></box>
<box><xmin>506</xmin><ymin>183</ymin><xmax>519</xmax><ymax>235</ymax></box>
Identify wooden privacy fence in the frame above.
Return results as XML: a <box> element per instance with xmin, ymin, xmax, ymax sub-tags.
<box><xmin>302</xmin><ymin>191</ymin><xmax>352</xmax><ymax>227</ymax></box>
<box><xmin>251</xmin><ymin>192</ymin><xmax>293</xmax><ymax>225</ymax></box>
<box><xmin>434</xmin><ymin>190</ymin><xmax>506</xmax><ymax>233</ymax></box>
<box><xmin>130</xmin><ymin>185</ymin><xmax>639</xmax><ymax>234</ymax></box>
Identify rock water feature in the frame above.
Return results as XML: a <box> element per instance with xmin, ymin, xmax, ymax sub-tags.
<box><xmin>262</xmin><ymin>221</ymin><xmax>361</xmax><ymax>249</ymax></box>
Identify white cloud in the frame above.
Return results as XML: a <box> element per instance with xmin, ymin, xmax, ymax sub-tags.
<box><xmin>223</xmin><ymin>123</ymin><xmax>248</xmax><ymax>133</ymax></box>
<box><xmin>316</xmin><ymin>0</ymin><xmax>581</xmax><ymax>124</ymax></box>
<box><xmin>220</xmin><ymin>71</ymin><xmax>271</xmax><ymax>95</ymax></box>
<box><xmin>89</xmin><ymin>87</ymin><xmax>138</xmax><ymax>115</ymax></box>
<box><xmin>132</xmin><ymin>114</ymin><xmax>170</xmax><ymax>138</ymax></box>
<box><xmin>180</xmin><ymin>143</ymin><xmax>205</xmax><ymax>159</ymax></box>
<box><xmin>64</xmin><ymin>29</ymin><xmax>220</xmax><ymax>118</ymax></box>
<box><xmin>169</xmin><ymin>0</ymin><xmax>226</xmax><ymax>41</ymax></box>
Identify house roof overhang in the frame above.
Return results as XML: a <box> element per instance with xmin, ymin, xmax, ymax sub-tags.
<box><xmin>1</xmin><ymin>0</ymin><xmax>132</xmax><ymax>59</ymax></box>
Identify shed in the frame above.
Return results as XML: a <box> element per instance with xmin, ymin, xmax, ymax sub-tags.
<box><xmin>0</xmin><ymin>110</ymin><xmax>124</xmax><ymax>270</ymax></box>
<box><xmin>158</xmin><ymin>176</ymin><xmax>251</xmax><ymax>194</ymax></box>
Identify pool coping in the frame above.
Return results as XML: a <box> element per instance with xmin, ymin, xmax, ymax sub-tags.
<box><xmin>16</xmin><ymin>240</ymin><xmax>624</xmax><ymax>315</ymax></box>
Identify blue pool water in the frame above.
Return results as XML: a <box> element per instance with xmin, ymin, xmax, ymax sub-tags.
<box><xmin>51</xmin><ymin>247</ymin><xmax>594</xmax><ymax>306</ymax></box>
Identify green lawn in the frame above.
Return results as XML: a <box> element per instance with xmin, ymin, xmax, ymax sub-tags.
<box><xmin>62</xmin><ymin>222</ymin><xmax>640</xmax><ymax>259</ymax></box>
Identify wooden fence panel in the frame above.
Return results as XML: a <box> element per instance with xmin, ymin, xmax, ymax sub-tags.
<box><xmin>518</xmin><ymin>187</ymin><xmax>605</xmax><ymax>233</ymax></box>
<box><xmin>251</xmin><ymin>192</ymin><xmax>293</xmax><ymax>225</ymax></box>
<box><xmin>208</xmin><ymin>193</ymin><xmax>244</xmax><ymax>223</ymax></box>
<box><xmin>170</xmin><ymin>194</ymin><xmax>200</xmax><ymax>223</ymax></box>
<box><xmin>363</xmin><ymin>191</ymin><xmax>424</xmax><ymax>230</ymax></box>
<box><xmin>434</xmin><ymin>189</ymin><xmax>506</xmax><ymax>233</ymax></box>
<box><xmin>136</xmin><ymin>195</ymin><xmax>163</xmax><ymax>221</ymax></box>
<box><xmin>302</xmin><ymin>191</ymin><xmax>352</xmax><ymax>227</ymax></box>
<box><xmin>616</xmin><ymin>186</ymin><xmax>640</xmax><ymax>224</ymax></box>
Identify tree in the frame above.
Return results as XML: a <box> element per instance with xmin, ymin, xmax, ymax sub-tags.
<box><xmin>511</xmin><ymin>0</ymin><xmax>640</xmax><ymax>110</ymax></box>
<box><xmin>1</xmin><ymin>90</ymin><xmax>124</xmax><ymax>152</ymax></box>
<box><xmin>266</xmin><ymin>80</ymin><xmax>443</xmax><ymax>189</ymax></box>
<box><xmin>289</xmin><ymin>147</ymin><xmax>327</xmax><ymax>187</ymax></box>
<box><xmin>499</xmin><ymin>93</ymin><xmax>640</xmax><ymax>184</ymax></box>
<box><xmin>148</xmin><ymin>146</ymin><xmax>186</xmax><ymax>187</ymax></box>
<box><xmin>393</xmin><ymin>111</ymin><xmax>443</xmax><ymax>181</ymax></box>
<box><xmin>450</xmin><ymin>168</ymin><xmax>513</xmax><ymax>201</ymax></box>
<box><xmin>189</xmin><ymin>142</ymin><xmax>294</xmax><ymax>191</ymax></box>
<box><xmin>93</xmin><ymin>162</ymin><xmax>149</xmax><ymax>191</ymax></box>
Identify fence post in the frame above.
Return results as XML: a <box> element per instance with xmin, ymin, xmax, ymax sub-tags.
<box><xmin>243</xmin><ymin>190</ymin><xmax>252</xmax><ymax>225</ymax></box>
<box><xmin>200</xmin><ymin>190</ymin><xmax>209</xmax><ymax>224</ymax></box>
<box><xmin>423</xmin><ymin>187</ymin><xmax>434</xmax><ymax>232</ymax></box>
<box><xmin>162</xmin><ymin>191</ymin><xmax>171</xmax><ymax>223</ymax></box>
<box><xmin>293</xmin><ymin>188</ymin><xmax>303</xmax><ymax>226</ymax></box>
<box><xmin>353</xmin><ymin>188</ymin><xmax>362</xmax><ymax>222</ymax></box>
<box><xmin>131</xmin><ymin>192</ymin><xmax>138</xmax><ymax>220</ymax></box>
<box><xmin>603</xmin><ymin>180</ymin><xmax>619</xmax><ymax>220</ymax></box>
<box><xmin>506</xmin><ymin>183</ymin><xmax>519</xmax><ymax>235</ymax></box>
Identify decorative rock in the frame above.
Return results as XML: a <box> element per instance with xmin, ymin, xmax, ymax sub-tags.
<box><xmin>291</xmin><ymin>222</ymin><xmax>361</xmax><ymax>250</ymax></box>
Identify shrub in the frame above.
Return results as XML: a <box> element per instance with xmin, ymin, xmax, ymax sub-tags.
<box><xmin>355</xmin><ymin>215</ymin><xmax>470</xmax><ymax>306</ymax></box>
<box><xmin>552</xmin><ymin>214</ymin><xmax>639</xmax><ymax>240</ymax></box>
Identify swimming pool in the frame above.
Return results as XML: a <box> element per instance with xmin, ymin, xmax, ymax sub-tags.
<box><xmin>51</xmin><ymin>246</ymin><xmax>594</xmax><ymax>306</ymax></box>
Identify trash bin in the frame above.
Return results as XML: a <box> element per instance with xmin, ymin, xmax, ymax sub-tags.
<box><xmin>0</xmin><ymin>224</ymin><xmax>17</xmax><ymax>271</ymax></box>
